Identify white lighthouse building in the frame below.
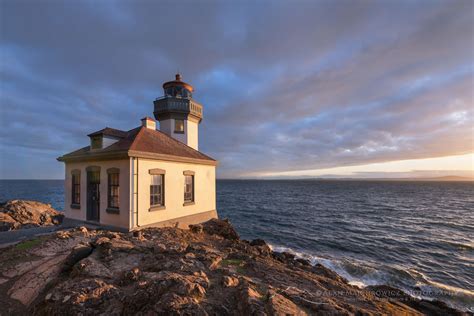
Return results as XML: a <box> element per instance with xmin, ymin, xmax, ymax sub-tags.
<box><xmin>58</xmin><ymin>74</ymin><xmax>218</xmax><ymax>231</ymax></box>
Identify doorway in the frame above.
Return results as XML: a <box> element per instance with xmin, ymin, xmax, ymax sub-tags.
<box><xmin>87</xmin><ymin>169</ymin><xmax>100</xmax><ymax>222</ymax></box>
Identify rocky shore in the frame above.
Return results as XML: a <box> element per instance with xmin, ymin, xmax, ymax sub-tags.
<box><xmin>0</xmin><ymin>200</ymin><xmax>64</xmax><ymax>231</ymax></box>
<box><xmin>0</xmin><ymin>218</ymin><xmax>469</xmax><ymax>315</ymax></box>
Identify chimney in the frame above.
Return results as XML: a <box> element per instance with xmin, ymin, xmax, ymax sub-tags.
<box><xmin>141</xmin><ymin>117</ymin><xmax>156</xmax><ymax>130</ymax></box>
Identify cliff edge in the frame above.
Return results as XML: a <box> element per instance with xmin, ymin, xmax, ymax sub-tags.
<box><xmin>0</xmin><ymin>218</ymin><xmax>468</xmax><ymax>315</ymax></box>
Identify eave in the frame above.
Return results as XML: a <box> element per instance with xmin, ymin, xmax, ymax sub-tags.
<box><xmin>58</xmin><ymin>150</ymin><xmax>218</xmax><ymax>166</ymax></box>
<box><xmin>57</xmin><ymin>150</ymin><xmax>129</xmax><ymax>162</ymax></box>
<box><xmin>128</xmin><ymin>150</ymin><xmax>218</xmax><ymax>166</ymax></box>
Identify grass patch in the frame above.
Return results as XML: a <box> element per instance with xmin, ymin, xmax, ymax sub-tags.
<box><xmin>220</xmin><ymin>259</ymin><xmax>244</xmax><ymax>267</ymax></box>
<box><xmin>236</xmin><ymin>266</ymin><xmax>246</xmax><ymax>274</ymax></box>
<box><xmin>221</xmin><ymin>259</ymin><xmax>247</xmax><ymax>275</ymax></box>
<box><xmin>15</xmin><ymin>238</ymin><xmax>42</xmax><ymax>250</ymax></box>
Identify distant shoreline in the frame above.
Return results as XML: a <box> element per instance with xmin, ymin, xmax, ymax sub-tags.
<box><xmin>1</xmin><ymin>177</ymin><xmax>474</xmax><ymax>182</ymax></box>
<box><xmin>217</xmin><ymin>176</ymin><xmax>474</xmax><ymax>181</ymax></box>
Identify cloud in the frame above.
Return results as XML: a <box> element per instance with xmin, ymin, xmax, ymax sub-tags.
<box><xmin>0</xmin><ymin>0</ymin><xmax>473</xmax><ymax>179</ymax></box>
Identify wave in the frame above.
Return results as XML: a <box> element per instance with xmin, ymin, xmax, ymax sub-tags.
<box><xmin>443</xmin><ymin>240</ymin><xmax>474</xmax><ymax>251</ymax></box>
<box><xmin>268</xmin><ymin>244</ymin><xmax>474</xmax><ymax>312</ymax></box>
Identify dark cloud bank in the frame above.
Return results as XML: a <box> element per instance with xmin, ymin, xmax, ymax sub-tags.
<box><xmin>1</xmin><ymin>0</ymin><xmax>473</xmax><ymax>179</ymax></box>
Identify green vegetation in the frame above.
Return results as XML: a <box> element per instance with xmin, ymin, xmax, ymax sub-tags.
<box><xmin>15</xmin><ymin>238</ymin><xmax>42</xmax><ymax>250</ymax></box>
<box><xmin>220</xmin><ymin>259</ymin><xmax>247</xmax><ymax>274</ymax></box>
<box><xmin>220</xmin><ymin>259</ymin><xmax>244</xmax><ymax>266</ymax></box>
<box><xmin>236</xmin><ymin>266</ymin><xmax>246</xmax><ymax>274</ymax></box>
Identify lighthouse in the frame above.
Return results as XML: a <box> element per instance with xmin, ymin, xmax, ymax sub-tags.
<box><xmin>153</xmin><ymin>74</ymin><xmax>203</xmax><ymax>150</ymax></box>
<box><xmin>58</xmin><ymin>73</ymin><xmax>218</xmax><ymax>231</ymax></box>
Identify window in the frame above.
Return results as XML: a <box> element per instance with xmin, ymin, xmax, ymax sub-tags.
<box><xmin>91</xmin><ymin>136</ymin><xmax>102</xmax><ymax>149</ymax></box>
<box><xmin>150</xmin><ymin>175</ymin><xmax>164</xmax><ymax>207</ymax></box>
<box><xmin>184</xmin><ymin>175</ymin><xmax>194</xmax><ymax>203</ymax></box>
<box><xmin>149</xmin><ymin>169</ymin><xmax>165</xmax><ymax>210</ymax></box>
<box><xmin>107</xmin><ymin>171</ymin><xmax>120</xmax><ymax>210</ymax></box>
<box><xmin>174</xmin><ymin>119</ymin><xmax>184</xmax><ymax>133</ymax></box>
<box><xmin>71</xmin><ymin>171</ymin><xmax>80</xmax><ymax>207</ymax></box>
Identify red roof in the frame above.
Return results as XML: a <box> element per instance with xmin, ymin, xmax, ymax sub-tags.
<box><xmin>58</xmin><ymin>126</ymin><xmax>216</xmax><ymax>165</ymax></box>
<box><xmin>162</xmin><ymin>74</ymin><xmax>194</xmax><ymax>92</ymax></box>
<box><xmin>87</xmin><ymin>127</ymin><xmax>128</xmax><ymax>138</ymax></box>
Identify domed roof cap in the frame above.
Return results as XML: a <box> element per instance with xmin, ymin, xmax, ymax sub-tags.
<box><xmin>162</xmin><ymin>73</ymin><xmax>194</xmax><ymax>92</ymax></box>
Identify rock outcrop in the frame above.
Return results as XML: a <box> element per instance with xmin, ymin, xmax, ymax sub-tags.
<box><xmin>0</xmin><ymin>200</ymin><xmax>64</xmax><ymax>231</ymax></box>
<box><xmin>0</xmin><ymin>219</ymin><xmax>469</xmax><ymax>315</ymax></box>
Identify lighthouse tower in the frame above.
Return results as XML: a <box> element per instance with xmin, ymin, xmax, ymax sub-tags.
<box><xmin>153</xmin><ymin>74</ymin><xmax>203</xmax><ymax>150</ymax></box>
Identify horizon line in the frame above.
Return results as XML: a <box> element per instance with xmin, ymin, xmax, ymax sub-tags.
<box><xmin>1</xmin><ymin>176</ymin><xmax>473</xmax><ymax>181</ymax></box>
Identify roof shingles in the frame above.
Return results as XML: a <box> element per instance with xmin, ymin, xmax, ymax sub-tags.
<box><xmin>87</xmin><ymin>127</ymin><xmax>128</xmax><ymax>138</ymax></box>
<box><xmin>58</xmin><ymin>126</ymin><xmax>216</xmax><ymax>165</ymax></box>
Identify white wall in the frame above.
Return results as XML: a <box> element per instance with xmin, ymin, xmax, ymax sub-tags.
<box><xmin>159</xmin><ymin>119</ymin><xmax>173</xmax><ymax>137</ymax></box>
<box><xmin>132</xmin><ymin>157</ymin><xmax>216</xmax><ymax>228</ymax></box>
<box><xmin>64</xmin><ymin>160</ymin><xmax>131</xmax><ymax>229</ymax></box>
<box><xmin>186</xmin><ymin>120</ymin><xmax>199</xmax><ymax>150</ymax></box>
<box><xmin>63</xmin><ymin>156</ymin><xmax>215</xmax><ymax>231</ymax></box>
<box><xmin>159</xmin><ymin>118</ymin><xmax>199</xmax><ymax>150</ymax></box>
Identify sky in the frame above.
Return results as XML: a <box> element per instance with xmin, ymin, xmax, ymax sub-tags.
<box><xmin>0</xmin><ymin>0</ymin><xmax>473</xmax><ymax>179</ymax></box>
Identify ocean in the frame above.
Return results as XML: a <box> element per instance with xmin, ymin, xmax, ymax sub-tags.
<box><xmin>1</xmin><ymin>179</ymin><xmax>473</xmax><ymax>311</ymax></box>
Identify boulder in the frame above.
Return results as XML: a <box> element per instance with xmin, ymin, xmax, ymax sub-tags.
<box><xmin>107</xmin><ymin>239</ymin><xmax>136</xmax><ymax>252</ymax></box>
<box><xmin>37</xmin><ymin>278</ymin><xmax>122</xmax><ymax>315</ymax></box>
<box><xmin>0</xmin><ymin>200</ymin><xmax>64</xmax><ymax>230</ymax></box>
<box><xmin>366</xmin><ymin>285</ymin><xmax>466</xmax><ymax>316</ymax></box>
<box><xmin>153</xmin><ymin>292</ymin><xmax>202</xmax><ymax>314</ymax></box>
<box><xmin>62</xmin><ymin>243</ymin><xmax>94</xmax><ymax>271</ymax></box>
<box><xmin>152</xmin><ymin>271</ymin><xmax>209</xmax><ymax>298</ymax></box>
<box><xmin>272</xmin><ymin>252</ymin><xmax>283</xmax><ymax>262</ymax></box>
<box><xmin>121</xmin><ymin>271</ymin><xmax>209</xmax><ymax>314</ymax></box>
<box><xmin>189</xmin><ymin>223</ymin><xmax>203</xmax><ymax>234</ymax></box>
<box><xmin>237</xmin><ymin>283</ymin><xmax>266</xmax><ymax>315</ymax></box>
<box><xmin>295</xmin><ymin>258</ymin><xmax>311</xmax><ymax>266</ymax></box>
<box><xmin>121</xmin><ymin>267</ymin><xmax>141</xmax><ymax>284</ymax></box>
<box><xmin>0</xmin><ymin>212</ymin><xmax>19</xmax><ymax>231</ymax></box>
<box><xmin>311</xmin><ymin>263</ymin><xmax>346</xmax><ymax>282</ymax></box>
<box><xmin>104</xmin><ymin>231</ymin><xmax>121</xmax><ymax>239</ymax></box>
<box><xmin>250</xmin><ymin>239</ymin><xmax>272</xmax><ymax>256</ymax></box>
<box><xmin>200</xmin><ymin>218</ymin><xmax>240</xmax><ymax>240</ymax></box>
<box><xmin>250</xmin><ymin>239</ymin><xmax>267</xmax><ymax>247</ymax></box>
<box><xmin>266</xmin><ymin>290</ymin><xmax>308</xmax><ymax>315</ymax></box>
<box><xmin>55</xmin><ymin>230</ymin><xmax>71</xmax><ymax>239</ymax></box>
<box><xmin>132</xmin><ymin>230</ymin><xmax>145</xmax><ymax>241</ymax></box>
<box><xmin>74</xmin><ymin>226</ymin><xmax>89</xmax><ymax>236</ymax></box>
<box><xmin>93</xmin><ymin>237</ymin><xmax>138</xmax><ymax>259</ymax></box>
<box><xmin>73</xmin><ymin>256</ymin><xmax>113</xmax><ymax>279</ymax></box>
<box><xmin>222</xmin><ymin>275</ymin><xmax>239</xmax><ymax>287</ymax></box>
